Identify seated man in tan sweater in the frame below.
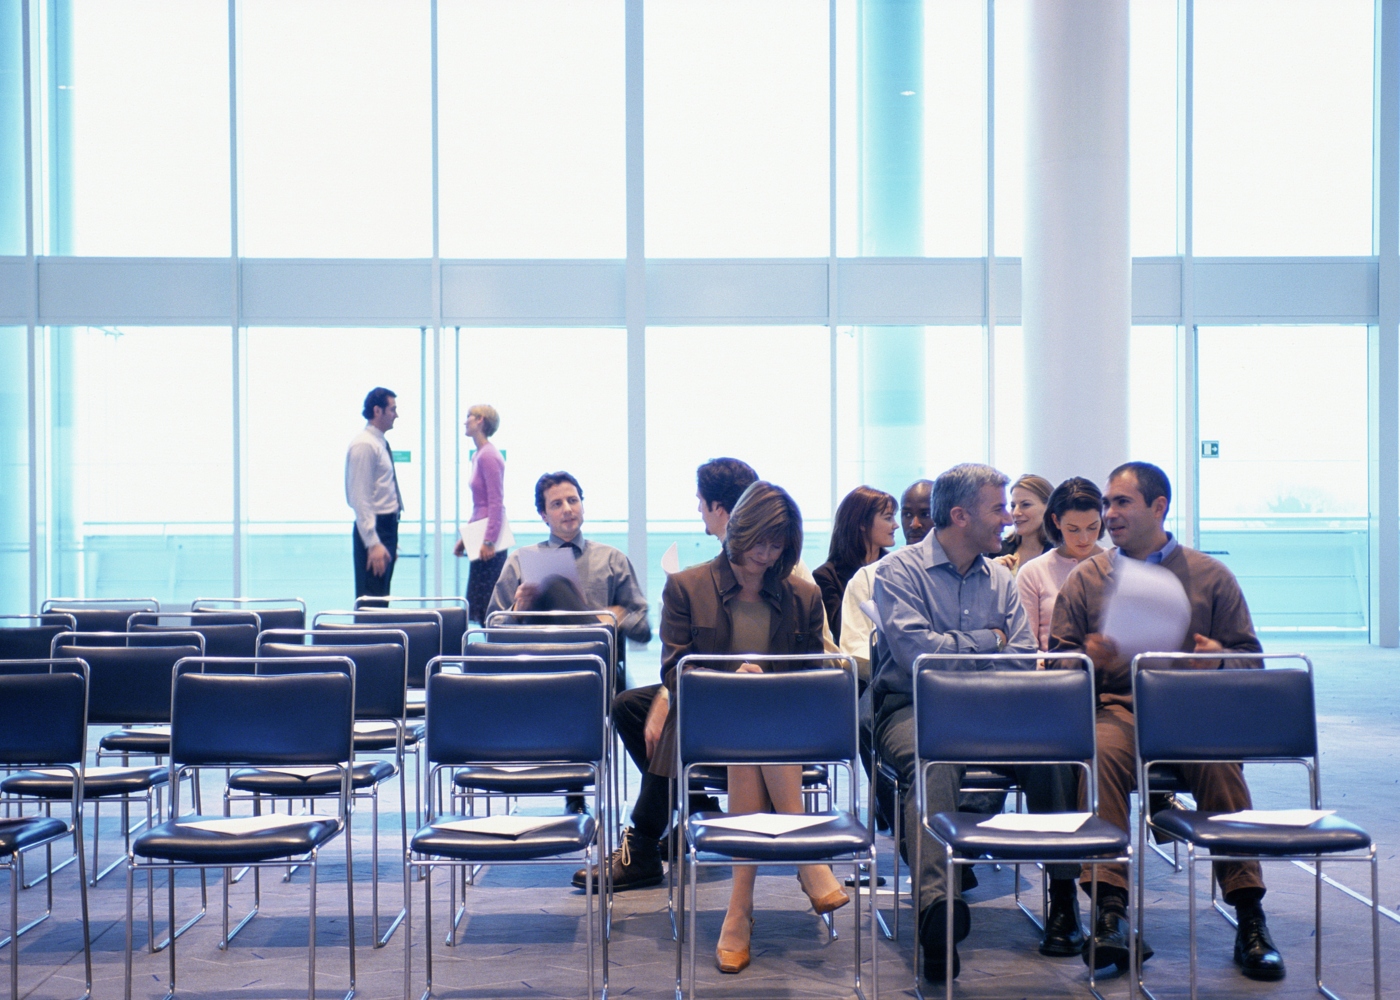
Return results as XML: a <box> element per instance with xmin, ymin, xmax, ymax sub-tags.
<box><xmin>1049</xmin><ymin>461</ymin><xmax>1283</xmax><ymax>982</ymax></box>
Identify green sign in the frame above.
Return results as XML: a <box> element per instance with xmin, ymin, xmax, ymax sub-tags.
<box><xmin>391</xmin><ymin>450</ymin><xmax>411</xmax><ymax>463</ymax></box>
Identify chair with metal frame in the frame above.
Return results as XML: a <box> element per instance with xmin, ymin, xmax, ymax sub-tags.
<box><xmin>0</xmin><ymin>615</ymin><xmax>77</xmax><ymax>661</ymax></box>
<box><xmin>404</xmin><ymin>663</ymin><xmax>608</xmax><ymax>1000</ymax></box>
<box><xmin>190</xmin><ymin>597</ymin><xmax>306</xmax><ymax>634</ymax></box>
<box><xmin>41</xmin><ymin>599</ymin><xmax>160</xmax><ymax>636</ymax></box>
<box><xmin>122</xmin><ymin>657</ymin><xmax>358</xmax><ymax>1000</ymax></box>
<box><xmin>0</xmin><ymin>658</ymin><xmax>93</xmax><ymax>1000</ymax></box>
<box><xmin>128</xmin><ymin>611</ymin><xmax>260</xmax><ymax>658</ymax></box>
<box><xmin>355</xmin><ymin>597</ymin><xmax>468</xmax><ymax>680</ymax></box>
<box><xmin>248</xmin><ymin>629</ymin><xmax>412</xmax><ymax>948</ymax></box>
<box><xmin>673</xmin><ymin>653</ymin><xmax>875</xmax><ymax>1000</ymax></box>
<box><xmin>912</xmin><ymin>654</ymin><xmax>1132</xmax><ymax>1000</ymax></box>
<box><xmin>1131</xmin><ymin>651</ymin><xmax>1380</xmax><ymax>1000</ymax></box>
<box><xmin>484</xmin><ymin>608</ymin><xmax>623</xmax><ymax>692</ymax></box>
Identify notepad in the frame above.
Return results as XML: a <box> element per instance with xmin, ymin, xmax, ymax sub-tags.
<box><xmin>698</xmin><ymin>814</ymin><xmax>835</xmax><ymax>837</ymax></box>
<box><xmin>1212</xmin><ymin>809</ymin><xmax>1335</xmax><ymax>827</ymax></box>
<box><xmin>184</xmin><ymin>815</ymin><xmax>319</xmax><ymax>836</ymax></box>
<box><xmin>485</xmin><ymin>765</ymin><xmax>541</xmax><ymax>773</ymax></box>
<box><xmin>354</xmin><ymin>721</ymin><xmax>398</xmax><ymax>734</ymax></box>
<box><xmin>30</xmin><ymin>766</ymin><xmax>139</xmax><ymax>778</ymax></box>
<box><xmin>129</xmin><ymin>725</ymin><xmax>171</xmax><ymax>735</ymax></box>
<box><xmin>258</xmin><ymin>766</ymin><xmax>342</xmax><ymax>778</ymax></box>
<box><xmin>431</xmin><ymin>815</ymin><xmax>568</xmax><ymax>838</ymax></box>
<box><xmin>460</xmin><ymin>517</ymin><xmax>514</xmax><ymax>557</ymax></box>
<box><xmin>978</xmin><ymin>812</ymin><xmax>1092</xmax><ymax>833</ymax></box>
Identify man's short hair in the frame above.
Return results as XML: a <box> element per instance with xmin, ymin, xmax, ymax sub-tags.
<box><xmin>535</xmin><ymin>471</ymin><xmax>583</xmax><ymax>514</ymax></box>
<box><xmin>696</xmin><ymin>458</ymin><xmax>759</xmax><ymax>514</ymax></box>
<box><xmin>362</xmin><ymin>387</ymin><xmax>395</xmax><ymax>420</ymax></box>
<box><xmin>1109</xmin><ymin>461</ymin><xmax>1172</xmax><ymax>514</ymax></box>
<box><xmin>468</xmin><ymin>403</ymin><xmax>500</xmax><ymax>438</ymax></box>
<box><xmin>930</xmin><ymin>463</ymin><xmax>1009</xmax><ymax>529</ymax></box>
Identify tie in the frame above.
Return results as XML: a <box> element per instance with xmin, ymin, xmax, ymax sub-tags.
<box><xmin>388</xmin><ymin>442</ymin><xmax>404</xmax><ymax>515</ymax></box>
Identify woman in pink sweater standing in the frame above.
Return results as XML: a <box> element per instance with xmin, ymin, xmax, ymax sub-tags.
<box><xmin>453</xmin><ymin>404</ymin><xmax>508</xmax><ymax>624</ymax></box>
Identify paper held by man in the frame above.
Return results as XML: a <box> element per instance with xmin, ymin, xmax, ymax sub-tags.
<box><xmin>1101</xmin><ymin>555</ymin><xmax>1192</xmax><ymax>662</ymax></box>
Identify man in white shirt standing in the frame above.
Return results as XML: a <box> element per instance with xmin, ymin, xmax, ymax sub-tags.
<box><xmin>346</xmin><ymin>387</ymin><xmax>404</xmax><ymax>598</ymax></box>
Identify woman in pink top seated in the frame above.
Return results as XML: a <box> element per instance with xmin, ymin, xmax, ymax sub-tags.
<box><xmin>1016</xmin><ymin>477</ymin><xmax>1106</xmax><ymax>650</ymax></box>
<box><xmin>453</xmin><ymin>404</ymin><xmax>508</xmax><ymax>624</ymax></box>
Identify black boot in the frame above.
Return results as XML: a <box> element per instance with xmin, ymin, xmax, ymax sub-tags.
<box><xmin>572</xmin><ymin>827</ymin><xmax>663</xmax><ymax>892</ymax></box>
<box><xmin>1233</xmin><ymin>903</ymin><xmax>1285</xmax><ymax>981</ymax></box>
<box><xmin>919</xmin><ymin>899</ymin><xmax>970</xmax><ymax>983</ymax></box>
<box><xmin>1039</xmin><ymin>879</ymin><xmax>1086</xmax><ymax>957</ymax></box>
<box><xmin>1083</xmin><ymin>887</ymin><xmax>1153</xmax><ymax>974</ymax></box>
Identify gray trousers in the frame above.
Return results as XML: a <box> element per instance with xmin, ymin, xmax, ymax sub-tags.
<box><xmin>875</xmin><ymin>702</ymin><xmax>1081</xmax><ymax>911</ymax></box>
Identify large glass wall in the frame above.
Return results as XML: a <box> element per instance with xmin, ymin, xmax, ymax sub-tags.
<box><xmin>0</xmin><ymin>327</ymin><xmax>26</xmax><ymax>614</ymax></box>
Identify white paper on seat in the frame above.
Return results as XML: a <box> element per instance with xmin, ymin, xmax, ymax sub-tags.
<box><xmin>31</xmin><ymin>766</ymin><xmax>138</xmax><ymax>778</ymax></box>
<box><xmin>517</xmin><ymin>545</ymin><xmax>580</xmax><ymax>587</ymax></box>
<box><xmin>661</xmin><ymin>542</ymin><xmax>680</xmax><ymax>576</ymax></box>
<box><xmin>431</xmin><ymin>815</ymin><xmax>567</xmax><ymax>838</ymax></box>
<box><xmin>1211</xmin><ymin>809</ymin><xmax>1335</xmax><ymax>827</ymax></box>
<box><xmin>978</xmin><ymin>812</ymin><xmax>1092</xmax><ymax>833</ymax></box>
<box><xmin>258</xmin><ymin>766</ymin><xmax>342</xmax><ymax>778</ymax></box>
<box><xmin>485</xmin><ymin>765</ymin><xmax>541</xmax><ymax>773</ymax></box>
<box><xmin>354</xmin><ymin>721</ymin><xmax>398</xmax><ymax>734</ymax></box>
<box><xmin>184</xmin><ymin>815</ymin><xmax>320</xmax><ymax>836</ymax></box>
<box><xmin>129</xmin><ymin>725</ymin><xmax>171</xmax><ymax>735</ymax></box>
<box><xmin>1101</xmin><ymin>556</ymin><xmax>1191</xmax><ymax>662</ymax></box>
<box><xmin>460</xmin><ymin>516</ymin><xmax>514</xmax><ymax>557</ymax></box>
<box><xmin>699</xmin><ymin>813</ymin><xmax>835</xmax><ymax>837</ymax></box>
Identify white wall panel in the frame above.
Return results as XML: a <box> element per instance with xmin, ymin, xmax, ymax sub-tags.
<box><xmin>0</xmin><ymin>258</ymin><xmax>28</xmax><ymax>324</ymax></box>
<box><xmin>441</xmin><ymin>260</ymin><xmax>625</xmax><ymax>325</ymax></box>
<box><xmin>239</xmin><ymin>259</ymin><xmax>432</xmax><ymax>326</ymax></box>
<box><xmin>1130</xmin><ymin>257</ymin><xmax>1183</xmax><ymax>323</ymax></box>
<box><xmin>1194</xmin><ymin>258</ymin><xmax>1377</xmax><ymax>323</ymax></box>
<box><xmin>38</xmin><ymin>257</ymin><xmax>229</xmax><ymax>325</ymax></box>
<box><xmin>646</xmin><ymin>259</ymin><xmax>828</xmax><ymax>324</ymax></box>
<box><xmin>836</xmin><ymin>258</ymin><xmax>984</xmax><ymax>324</ymax></box>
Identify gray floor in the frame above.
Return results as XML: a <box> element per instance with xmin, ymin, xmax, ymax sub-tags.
<box><xmin>8</xmin><ymin>641</ymin><xmax>1400</xmax><ymax>1000</ymax></box>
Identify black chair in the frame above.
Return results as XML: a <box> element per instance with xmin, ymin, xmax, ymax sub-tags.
<box><xmin>914</xmin><ymin>655</ymin><xmax>1131</xmax><ymax>1000</ymax></box>
<box><xmin>190</xmin><ymin>597</ymin><xmax>306</xmax><ymax>634</ymax></box>
<box><xmin>405</xmin><ymin>666</ymin><xmax>608</xmax><ymax>1000</ymax></box>
<box><xmin>315</xmin><ymin>609</ymin><xmax>442</xmax><ymax>690</ymax></box>
<box><xmin>674</xmin><ymin>655</ymin><xmax>874</xmax><ymax>1000</ymax></box>
<box><xmin>250</xmin><ymin>631</ymin><xmax>412</xmax><ymax>947</ymax></box>
<box><xmin>355</xmin><ymin>596</ymin><xmax>468</xmax><ymax>674</ymax></box>
<box><xmin>0</xmin><ymin>659</ymin><xmax>92</xmax><ymax>1000</ymax></box>
<box><xmin>483</xmin><ymin>611</ymin><xmax>622</xmax><ymax>692</ymax></box>
<box><xmin>41</xmin><ymin>599</ymin><xmax>159</xmax><ymax>635</ymax></box>
<box><xmin>1131</xmin><ymin>652</ymin><xmax>1380</xmax><ymax>1000</ymax></box>
<box><xmin>0</xmin><ymin>615</ymin><xmax>77</xmax><ymax>661</ymax></box>
<box><xmin>128</xmin><ymin>611</ymin><xmax>260</xmax><ymax>658</ymax></box>
<box><xmin>123</xmin><ymin>660</ymin><xmax>357</xmax><ymax>1000</ymax></box>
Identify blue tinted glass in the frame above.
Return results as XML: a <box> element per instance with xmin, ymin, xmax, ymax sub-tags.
<box><xmin>0</xmin><ymin>0</ymin><xmax>23</xmax><ymax>256</ymax></box>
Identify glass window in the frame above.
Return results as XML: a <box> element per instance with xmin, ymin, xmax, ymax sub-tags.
<box><xmin>1130</xmin><ymin>0</ymin><xmax>1176</xmax><ymax>256</ymax></box>
<box><xmin>646</xmin><ymin>0</ymin><xmax>829</xmax><ymax>257</ymax></box>
<box><xmin>0</xmin><ymin>0</ymin><xmax>23</xmax><ymax>256</ymax></box>
<box><xmin>992</xmin><ymin>0</ymin><xmax>1024</xmax><ymax>257</ymax></box>
<box><xmin>0</xmin><ymin>327</ymin><xmax>26</xmax><ymax>613</ymax></box>
<box><xmin>992</xmin><ymin>324</ymin><xmax>1022</xmax><ymax>477</ymax></box>
<box><xmin>244</xmin><ymin>327</ymin><xmax>424</xmax><ymax>614</ymax></box>
<box><xmin>1198</xmin><ymin>325</ymin><xmax>1368</xmax><ymax>634</ymax></box>
<box><xmin>57</xmin><ymin>0</ymin><xmax>230</xmax><ymax>256</ymax></box>
<box><xmin>1194</xmin><ymin>0</ymin><xmax>1373</xmax><ymax>256</ymax></box>
<box><xmin>238</xmin><ymin>0</ymin><xmax>432</xmax><ymax>258</ymax></box>
<box><xmin>47</xmin><ymin>327</ymin><xmax>232</xmax><ymax>603</ymax></box>
<box><xmin>438</xmin><ymin>0</ymin><xmax>625</xmax><ymax>259</ymax></box>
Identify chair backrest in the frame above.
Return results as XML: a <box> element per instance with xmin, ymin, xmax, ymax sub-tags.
<box><xmin>190</xmin><ymin>597</ymin><xmax>306</xmax><ymax>633</ymax></box>
<box><xmin>52</xmin><ymin>638</ymin><xmax>204</xmax><ymax>725</ymax></box>
<box><xmin>1132</xmin><ymin>653</ymin><xmax>1317</xmax><ymax>764</ymax></box>
<box><xmin>430</xmin><ymin>651</ymin><xmax>608</xmax><ymax>678</ymax></box>
<box><xmin>43</xmin><ymin>599</ymin><xmax>159</xmax><ymax>634</ymax></box>
<box><xmin>458</xmin><ymin>640</ymin><xmax>612</xmax><ymax>669</ymax></box>
<box><xmin>129</xmin><ymin>612</ymin><xmax>259</xmax><ymax>658</ymax></box>
<box><xmin>316</xmin><ymin>610</ymin><xmax>440</xmax><ymax>688</ymax></box>
<box><xmin>260</xmin><ymin>638</ymin><xmax>406</xmax><ymax>720</ymax></box>
<box><xmin>356</xmin><ymin>596</ymin><xmax>468</xmax><ymax>662</ymax></box>
<box><xmin>425</xmin><ymin>668</ymin><xmax>604</xmax><ymax>767</ymax></box>
<box><xmin>0</xmin><ymin>660</ymin><xmax>89</xmax><ymax>770</ymax></box>
<box><xmin>676</xmin><ymin>658</ymin><xmax>857</xmax><ymax>768</ymax></box>
<box><xmin>0</xmin><ymin>614</ymin><xmax>78</xmax><ymax>660</ymax></box>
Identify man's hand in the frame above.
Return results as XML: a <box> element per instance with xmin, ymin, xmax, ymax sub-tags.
<box><xmin>598</xmin><ymin>605</ymin><xmax>627</xmax><ymax>628</ymax></box>
<box><xmin>479</xmin><ymin>541</ymin><xmax>495</xmax><ymax>561</ymax></box>
<box><xmin>643</xmin><ymin>687</ymin><xmax>669</xmax><ymax>761</ymax></box>
<box><xmin>452</xmin><ymin>538</ymin><xmax>467</xmax><ymax>557</ymax></box>
<box><xmin>367</xmin><ymin>543</ymin><xmax>391</xmax><ymax>576</ymax></box>
<box><xmin>1188</xmin><ymin>633</ymin><xmax>1225</xmax><ymax>670</ymax></box>
<box><xmin>991</xmin><ymin>628</ymin><xmax>1007</xmax><ymax>651</ymax></box>
<box><xmin>512</xmin><ymin>583</ymin><xmax>538</xmax><ymax>610</ymax></box>
<box><xmin>736</xmin><ymin>662</ymin><xmax>764</xmax><ymax>674</ymax></box>
<box><xmin>1083</xmin><ymin>633</ymin><xmax>1120</xmax><ymax>673</ymax></box>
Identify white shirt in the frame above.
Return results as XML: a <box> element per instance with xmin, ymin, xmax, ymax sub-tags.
<box><xmin>838</xmin><ymin>561</ymin><xmax>880</xmax><ymax>670</ymax></box>
<box><xmin>345</xmin><ymin>424</ymin><xmax>402</xmax><ymax>548</ymax></box>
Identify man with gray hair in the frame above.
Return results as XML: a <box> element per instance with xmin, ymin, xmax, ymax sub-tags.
<box><xmin>871</xmin><ymin>463</ymin><xmax>1081</xmax><ymax>981</ymax></box>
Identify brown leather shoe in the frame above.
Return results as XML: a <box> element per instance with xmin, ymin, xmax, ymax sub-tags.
<box><xmin>716</xmin><ymin>917</ymin><xmax>753</xmax><ymax>974</ymax></box>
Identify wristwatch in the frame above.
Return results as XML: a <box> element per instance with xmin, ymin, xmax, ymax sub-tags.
<box><xmin>995</xmin><ymin>630</ymin><xmax>1007</xmax><ymax>652</ymax></box>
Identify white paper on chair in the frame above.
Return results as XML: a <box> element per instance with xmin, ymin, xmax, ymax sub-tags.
<box><xmin>699</xmin><ymin>814</ymin><xmax>835</xmax><ymax>837</ymax></box>
<box><xmin>977</xmin><ymin>812</ymin><xmax>1092</xmax><ymax>833</ymax></box>
<box><xmin>184</xmin><ymin>814</ymin><xmax>320</xmax><ymax>836</ymax></box>
<box><xmin>487</xmin><ymin>765</ymin><xmax>541</xmax><ymax>772</ymax></box>
<box><xmin>516</xmin><ymin>545</ymin><xmax>580</xmax><ymax>588</ymax></box>
<box><xmin>460</xmin><ymin>517</ymin><xmax>514</xmax><ymax>557</ymax></box>
<box><xmin>130</xmin><ymin>725</ymin><xmax>171</xmax><ymax>735</ymax></box>
<box><xmin>1211</xmin><ymin>809</ymin><xmax>1335</xmax><ymax>827</ymax></box>
<box><xmin>431</xmin><ymin>815</ymin><xmax>567</xmax><ymax>838</ymax></box>
<box><xmin>661</xmin><ymin>542</ymin><xmax>681</xmax><ymax>576</ymax></box>
<box><xmin>354</xmin><ymin>721</ymin><xmax>398</xmax><ymax>734</ymax></box>
<box><xmin>30</xmin><ymin>766</ymin><xmax>137</xmax><ymax>778</ymax></box>
<box><xmin>259</xmin><ymin>766</ymin><xmax>342</xmax><ymax>778</ymax></box>
<box><xmin>1101</xmin><ymin>556</ymin><xmax>1192</xmax><ymax>662</ymax></box>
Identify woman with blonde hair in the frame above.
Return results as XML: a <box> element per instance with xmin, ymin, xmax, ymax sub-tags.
<box><xmin>453</xmin><ymin>404</ymin><xmax>507</xmax><ymax>623</ymax></box>
<box><xmin>995</xmin><ymin>473</ymin><xmax>1053</xmax><ymax>574</ymax></box>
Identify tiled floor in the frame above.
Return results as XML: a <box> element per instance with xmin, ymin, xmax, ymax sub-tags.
<box><xmin>8</xmin><ymin>642</ymin><xmax>1400</xmax><ymax>999</ymax></box>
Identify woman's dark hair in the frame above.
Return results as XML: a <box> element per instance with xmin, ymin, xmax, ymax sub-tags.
<box><xmin>723</xmin><ymin>481</ymin><xmax>803</xmax><ymax>583</ymax></box>
<box><xmin>362</xmin><ymin>386</ymin><xmax>395</xmax><ymax>420</ymax></box>
<box><xmin>826</xmin><ymin>485</ymin><xmax>897</xmax><ymax>573</ymax></box>
<box><xmin>1043</xmin><ymin>477</ymin><xmax>1106</xmax><ymax>546</ymax></box>
<box><xmin>999</xmin><ymin>474</ymin><xmax>1054</xmax><ymax>555</ymax></box>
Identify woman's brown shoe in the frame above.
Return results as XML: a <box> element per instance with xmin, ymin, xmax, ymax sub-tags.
<box><xmin>716</xmin><ymin>917</ymin><xmax>753</xmax><ymax>974</ymax></box>
<box><xmin>798</xmin><ymin>873</ymin><xmax>850</xmax><ymax>915</ymax></box>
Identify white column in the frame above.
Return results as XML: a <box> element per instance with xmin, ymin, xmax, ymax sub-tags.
<box><xmin>1022</xmin><ymin>0</ymin><xmax>1131</xmax><ymax>487</ymax></box>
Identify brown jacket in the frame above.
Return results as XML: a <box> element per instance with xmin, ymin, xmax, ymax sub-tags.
<box><xmin>649</xmin><ymin>554</ymin><xmax>826</xmax><ymax>776</ymax></box>
<box><xmin>1048</xmin><ymin>544</ymin><xmax>1262</xmax><ymax>709</ymax></box>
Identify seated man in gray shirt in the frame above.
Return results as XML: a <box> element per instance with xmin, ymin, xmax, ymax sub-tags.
<box><xmin>487</xmin><ymin>470</ymin><xmax>652</xmax><ymax>645</ymax></box>
<box><xmin>871</xmin><ymin>463</ymin><xmax>1082</xmax><ymax>982</ymax></box>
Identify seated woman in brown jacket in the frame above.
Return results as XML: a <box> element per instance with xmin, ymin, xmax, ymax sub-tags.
<box><xmin>654</xmin><ymin>481</ymin><xmax>850</xmax><ymax>973</ymax></box>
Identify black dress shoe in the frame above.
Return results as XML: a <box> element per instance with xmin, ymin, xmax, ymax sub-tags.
<box><xmin>1084</xmin><ymin>907</ymin><xmax>1153</xmax><ymax>973</ymax></box>
<box><xmin>1234</xmin><ymin>910</ymin><xmax>1286</xmax><ymax>981</ymax></box>
<box><xmin>1039</xmin><ymin>891</ymin><xmax>1087</xmax><ymax>957</ymax></box>
<box><xmin>960</xmin><ymin>865</ymin><xmax>979</xmax><ymax>892</ymax></box>
<box><xmin>565</xmin><ymin>795</ymin><xmax>588</xmax><ymax>815</ymax></box>
<box><xmin>919</xmin><ymin>899</ymin><xmax>970</xmax><ymax>983</ymax></box>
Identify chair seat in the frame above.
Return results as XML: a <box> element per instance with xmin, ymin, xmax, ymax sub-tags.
<box><xmin>453</xmin><ymin>764</ymin><xmax>593</xmax><ymax>794</ymax></box>
<box><xmin>0</xmin><ymin>816</ymin><xmax>71</xmax><ymax>855</ymax></box>
<box><xmin>962</xmin><ymin>767</ymin><xmax>1016</xmax><ymax>792</ymax></box>
<box><xmin>133</xmin><ymin>814</ymin><xmax>344</xmax><ymax>864</ymax></box>
<box><xmin>928</xmin><ymin>812</ymin><xmax>1131</xmax><ymax>861</ymax></box>
<box><xmin>411</xmin><ymin>814</ymin><xmax>595</xmax><ymax>862</ymax></box>
<box><xmin>2</xmin><ymin>766</ymin><xmax>168</xmax><ymax>799</ymax></box>
<box><xmin>99</xmin><ymin>727</ymin><xmax>170</xmax><ymax>755</ymax></box>
<box><xmin>688</xmin><ymin>764</ymin><xmax>829</xmax><ymax>793</ymax></box>
<box><xmin>688</xmin><ymin>811</ymin><xmax>872</xmax><ymax>862</ymax></box>
<box><xmin>227</xmin><ymin>760</ymin><xmax>397</xmax><ymax>796</ymax></box>
<box><xmin>353</xmin><ymin>721</ymin><xmax>424</xmax><ymax>752</ymax></box>
<box><xmin>1150</xmin><ymin>810</ymin><xmax>1372</xmax><ymax>855</ymax></box>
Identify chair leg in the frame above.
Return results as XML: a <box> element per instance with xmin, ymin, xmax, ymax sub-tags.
<box><xmin>308</xmin><ymin>852</ymin><xmax>317</xmax><ymax>1000</ymax></box>
<box><xmin>124</xmin><ymin>863</ymin><xmax>134</xmax><ymax>1000</ymax></box>
<box><xmin>1187</xmin><ymin>844</ymin><xmax>1199</xmax><ymax>1000</ymax></box>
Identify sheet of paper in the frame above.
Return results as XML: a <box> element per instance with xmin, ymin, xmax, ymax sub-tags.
<box><xmin>486</xmin><ymin>765</ymin><xmax>541</xmax><ymax>773</ymax></box>
<box><xmin>660</xmin><ymin>542</ymin><xmax>680</xmax><ymax>576</ymax></box>
<box><xmin>460</xmin><ymin>516</ymin><xmax>514</xmax><ymax>557</ymax></box>
<box><xmin>31</xmin><ymin>766</ymin><xmax>138</xmax><ymax>778</ymax></box>
<box><xmin>129</xmin><ymin>725</ymin><xmax>171</xmax><ymax>735</ymax></box>
<box><xmin>1212</xmin><ymin>809</ymin><xmax>1336</xmax><ymax>827</ymax></box>
<box><xmin>432</xmin><ymin>815</ymin><xmax>568</xmax><ymax>838</ymax></box>
<box><xmin>698</xmin><ymin>813</ymin><xmax>835</xmax><ymax>837</ymax></box>
<box><xmin>258</xmin><ymin>766</ymin><xmax>342</xmax><ymax>778</ymax></box>
<box><xmin>516</xmin><ymin>545</ymin><xmax>580</xmax><ymax>588</ymax></box>
<box><xmin>1101</xmin><ymin>556</ymin><xmax>1192</xmax><ymax>662</ymax></box>
<box><xmin>859</xmin><ymin>599</ymin><xmax>882</xmax><ymax>630</ymax></box>
<box><xmin>184</xmin><ymin>814</ymin><xmax>319</xmax><ymax>836</ymax></box>
<box><xmin>354</xmin><ymin>721</ymin><xmax>398</xmax><ymax>734</ymax></box>
<box><xmin>978</xmin><ymin>812</ymin><xmax>1092</xmax><ymax>833</ymax></box>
